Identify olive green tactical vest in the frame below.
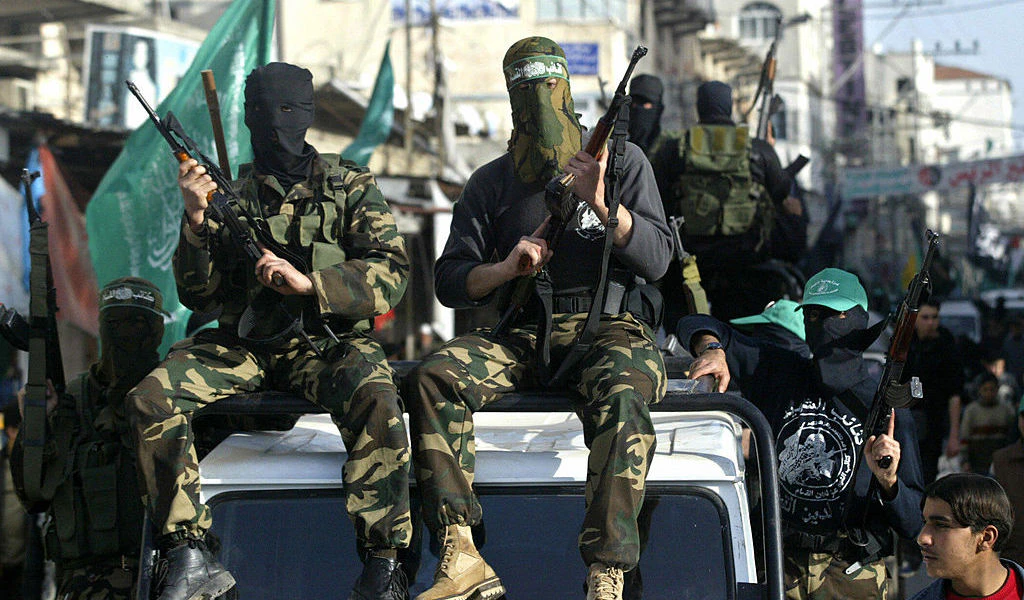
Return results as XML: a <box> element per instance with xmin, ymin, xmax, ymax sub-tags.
<box><xmin>43</xmin><ymin>373</ymin><xmax>145</xmax><ymax>566</ymax></box>
<box><xmin>230</xmin><ymin>154</ymin><xmax>374</xmax><ymax>336</ymax></box>
<box><xmin>673</xmin><ymin>124</ymin><xmax>773</xmax><ymax>251</ymax></box>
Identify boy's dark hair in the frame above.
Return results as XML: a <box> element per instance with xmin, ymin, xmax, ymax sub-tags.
<box><xmin>973</xmin><ymin>371</ymin><xmax>999</xmax><ymax>389</ymax></box>
<box><xmin>924</xmin><ymin>473</ymin><xmax>1014</xmax><ymax>552</ymax></box>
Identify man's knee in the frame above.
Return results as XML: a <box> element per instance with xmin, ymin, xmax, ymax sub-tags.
<box><xmin>405</xmin><ymin>356</ymin><xmax>462</xmax><ymax>405</ymax></box>
<box><xmin>128</xmin><ymin>375</ymin><xmax>175</xmax><ymax>420</ymax></box>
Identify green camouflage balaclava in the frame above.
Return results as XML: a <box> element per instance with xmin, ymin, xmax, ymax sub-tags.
<box><xmin>503</xmin><ymin>37</ymin><xmax>582</xmax><ymax>184</ymax></box>
<box><xmin>97</xmin><ymin>277</ymin><xmax>166</xmax><ymax>400</ymax></box>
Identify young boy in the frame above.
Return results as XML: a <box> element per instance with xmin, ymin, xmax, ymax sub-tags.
<box><xmin>912</xmin><ymin>473</ymin><xmax>1023</xmax><ymax>599</ymax></box>
<box><xmin>962</xmin><ymin>372</ymin><xmax>1016</xmax><ymax>474</ymax></box>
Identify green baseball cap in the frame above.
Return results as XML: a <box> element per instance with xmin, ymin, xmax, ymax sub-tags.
<box><xmin>799</xmin><ymin>268</ymin><xmax>868</xmax><ymax>312</ymax></box>
<box><xmin>730</xmin><ymin>299</ymin><xmax>806</xmax><ymax>340</ymax></box>
<box><xmin>99</xmin><ymin>277</ymin><xmax>168</xmax><ymax>317</ymax></box>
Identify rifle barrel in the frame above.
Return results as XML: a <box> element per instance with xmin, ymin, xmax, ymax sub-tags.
<box><xmin>20</xmin><ymin>169</ymin><xmax>41</xmax><ymax>223</ymax></box>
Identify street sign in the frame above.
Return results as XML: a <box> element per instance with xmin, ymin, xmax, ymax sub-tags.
<box><xmin>839</xmin><ymin>154</ymin><xmax>1024</xmax><ymax>198</ymax></box>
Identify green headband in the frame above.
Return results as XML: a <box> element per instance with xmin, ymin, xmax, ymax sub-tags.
<box><xmin>503</xmin><ymin>55</ymin><xmax>570</xmax><ymax>90</ymax></box>
<box><xmin>99</xmin><ymin>278</ymin><xmax>168</xmax><ymax>317</ymax></box>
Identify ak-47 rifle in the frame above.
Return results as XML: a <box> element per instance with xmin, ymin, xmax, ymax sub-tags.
<box><xmin>492</xmin><ymin>46</ymin><xmax>648</xmax><ymax>336</ymax></box>
<box><xmin>863</xmin><ymin>230</ymin><xmax>938</xmax><ymax>467</ymax></box>
<box><xmin>843</xmin><ymin>230</ymin><xmax>936</xmax><ymax>556</ymax></box>
<box><xmin>19</xmin><ymin>168</ymin><xmax>66</xmax><ymax>510</ymax></box>
<box><xmin>745</xmin><ymin>22</ymin><xmax>811</xmax><ymax>181</ymax></box>
<box><xmin>744</xmin><ymin>16</ymin><xmax>783</xmax><ymax>140</ymax></box>
<box><xmin>125</xmin><ymin>80</ymin><xmax>334</xmax><ymax>355</ymax></box>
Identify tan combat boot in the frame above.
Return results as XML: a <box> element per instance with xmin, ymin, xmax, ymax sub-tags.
<box><xmin>585</xmin><ymin>563</ymin><xmax>624</xmax><ymax>600</ymax></box>
<box><xmin>415</xmin><ymin>524</ymin><xmax>504</xmax><ymax>600</ymax></box>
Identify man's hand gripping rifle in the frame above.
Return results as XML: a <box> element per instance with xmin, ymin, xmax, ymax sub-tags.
<box><xmin>492</xmin><ymin>46</ymin><xmax>648</xmax><ymax>336</ymax></box>
<box><xmin>125</xmin><ymin>80</ymin><xmax>334</xmax><ymax>355</ymax></box>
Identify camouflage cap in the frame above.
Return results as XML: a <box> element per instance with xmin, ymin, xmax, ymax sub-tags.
<box><xmin>99</xmin><ymin>277</ymin><xmax>168</xmax><ymax>317</ymax></box>
<box><xmin>502</xmin><ymin>37</ymin><xmax>569</xmax><ymax>90</ymax></box>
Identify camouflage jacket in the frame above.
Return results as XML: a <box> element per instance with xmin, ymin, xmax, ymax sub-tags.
<box><xmin>173</xmin><ymin>153</ymin><xmax>409</xmax><ymax>337</ymax></box>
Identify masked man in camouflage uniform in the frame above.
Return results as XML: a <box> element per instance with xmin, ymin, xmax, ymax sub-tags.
<box><xmin>128</xmin><ymin>62</ymin><xmax>412</xmax><ymax>600</ymax></box>
<box><xmin>11</xmin><ymin>277</ymin><xmax>166</xmax><ymax>599</ymax></box>
<box><xmin>405</xmin><ymin>38</ymin><xmax>672</xmax><ymax>600</ymax></box>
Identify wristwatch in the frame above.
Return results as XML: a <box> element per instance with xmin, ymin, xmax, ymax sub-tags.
<box><xmin>699</xmin><ymin>341</ymin><xmax>724</xmax><ymax>355</ymax></box>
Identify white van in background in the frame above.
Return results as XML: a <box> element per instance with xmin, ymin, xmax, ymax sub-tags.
<box><xmin>939</xmin><ymin>299</ymin><xmax>983</xmax><ymax>343</ymax></box>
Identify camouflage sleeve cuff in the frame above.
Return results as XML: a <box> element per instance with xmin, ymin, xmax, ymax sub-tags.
<box><xmin>181</xmin><ymin>215</ymin><xmax>211</xmax><ymax>248</ymax></box>
<box><xmin>307</xmin><ymin>265</ymin><xmax>383</xmax><ymax>318</ymax></box>
<box><xmin>309</xmin><ymin>270</ymin><xmax>332</xmax><ymax>315</ymax></box>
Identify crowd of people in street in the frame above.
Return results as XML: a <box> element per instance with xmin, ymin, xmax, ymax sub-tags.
<box><xmin>3</xmin><ymin>34</ymin><xmax>1024</xmax><ymax>600</ymax></box>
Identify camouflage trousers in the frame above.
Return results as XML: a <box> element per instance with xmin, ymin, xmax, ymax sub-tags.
<box><xmin>128</xmin><ymin>328</ymin><xmax>412</xmax><ymax>550</ymax></box>
<box><xmin>784</xmin><ymin>549</ymin><xmax>888</xmax><ymax>600</ymax></box>
<box><xmin>56</xmin><ymin>562</ymin><xmax>135</xmax><ymax>599</ymax></box>
<box><xmin>406</xmin><ymin>312</ymin><xmax>667</xmax><ymax>571</ymax></box>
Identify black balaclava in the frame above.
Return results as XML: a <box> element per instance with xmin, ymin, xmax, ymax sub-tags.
<box><xmin>804</xmin><ymin>305</ymin><xmax>876</xmax><ymax>396</ymax></box>
<box><xmin>97</xmin><ymin>277</ymin><xmax>165</xmax><ymax>403</ymax></box>
<box><xmin>696</xmin><ymin>80</ymin><xmax>735</xmax><ymax>126</ymax></box>
<box><xmin>628</xmin><ymin>74</ymin><xmax>664</xmax><ymax>154</ymax></box>
<box><xmin>244</xmin><ymin>62</ymin><xmax>317</xmax><ymax>190</ymax></box>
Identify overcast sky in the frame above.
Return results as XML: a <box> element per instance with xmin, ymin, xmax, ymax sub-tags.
<box><xmin>862</xmin><ymin>0</ymin><xmax>1024</xmax><ymax>152</ymax></box>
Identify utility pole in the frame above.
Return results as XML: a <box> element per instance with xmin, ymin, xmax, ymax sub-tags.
<box><xmin>404</xmin><ymin>0</ymin><xmax>414</xmax><ymax>169</ymax></box>
<box><xmin>430</xmin><ymin>0</ymin><xmax>445</xmax><ymax>178</ymax></box>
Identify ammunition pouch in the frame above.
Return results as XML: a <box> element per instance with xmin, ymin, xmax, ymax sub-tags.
<box><xmin>44</xmin><ymin>377</ymin><xmax>145</xmax><ymax>567</ymax></box>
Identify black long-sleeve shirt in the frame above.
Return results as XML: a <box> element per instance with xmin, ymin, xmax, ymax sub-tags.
<box><xmin>435</xmin><ymin>142</ymin><xmax>672</xmax><ymax>310</ymax></box>
<box><xmin>677</xmin><ymin>314</ymin><xmax>925</xmax><ymax>545</ymax></box>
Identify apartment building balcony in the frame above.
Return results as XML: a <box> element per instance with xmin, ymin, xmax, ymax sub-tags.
<box><xmin>0</xmin><ymin>0</ymin><xmax>144</xmax><ymax>24</ymax></box>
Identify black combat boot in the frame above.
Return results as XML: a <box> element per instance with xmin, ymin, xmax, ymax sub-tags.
<box><xmin>154</xmin><ymin>535</ymin><xmax>236</xmax><ymax>600</ymax></box>
<box><xmin>350</xmin><ymin>552</ymin><xmax>409</xmax><ymax>600</ymax></box>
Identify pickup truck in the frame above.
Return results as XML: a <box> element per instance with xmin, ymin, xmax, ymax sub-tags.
<box><xmin>136</xmin><ymin>360</ymin><xmax>785</xmax><ymax>600</ymax></box>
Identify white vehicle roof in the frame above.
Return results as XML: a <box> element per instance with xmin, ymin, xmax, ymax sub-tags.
<box><xmin>199</xmin><ymin>411</ymin><xmax>745</xmax><ymax>492</ymax></box>
<box><xmin>980</xmin><ymin>288</ymin><xmax>1024</xmax><ymax>308</ymax></box>
<box><xmin>199</xmin><ymin>409</ymin><xmax>757</xmax><ymax>582</ymax></box>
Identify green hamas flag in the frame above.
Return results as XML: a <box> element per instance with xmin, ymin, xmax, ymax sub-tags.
<box><xmin>343</xmin><ymin>41</ymin><xmax>395</xmax><ymax>166</ymax></box>
<box><xmin>86</xmin><ymin>0</ymin><xmax>275</xmax><ymax>354</ymax></box>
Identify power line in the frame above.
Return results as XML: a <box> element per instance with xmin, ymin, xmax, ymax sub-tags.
<box><xmin>866</xmin><ymin>0</ymin><xmax>1024</xmax><ymax>19</ymax></box>
<box><xmin>824</xmin><ymin>93</ymin><xmax>1024</xmax><ymax>133</ymax></box>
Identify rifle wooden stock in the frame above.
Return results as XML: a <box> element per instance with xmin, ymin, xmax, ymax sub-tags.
<box><xmin>201</xmin><ymin>70</ymin><xmax>232</xmax><ymax>179</ymax></box>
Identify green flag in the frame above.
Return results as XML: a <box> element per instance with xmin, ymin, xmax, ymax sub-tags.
<box><xmin>86</xmin><ymin>0</ymin><xmax>275</xmax><ymax>354</ymax></box>
<box><xmin>343</xmin><ymin>41</ymin><xmax>395</xmax><ymax>166</ymax></box>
